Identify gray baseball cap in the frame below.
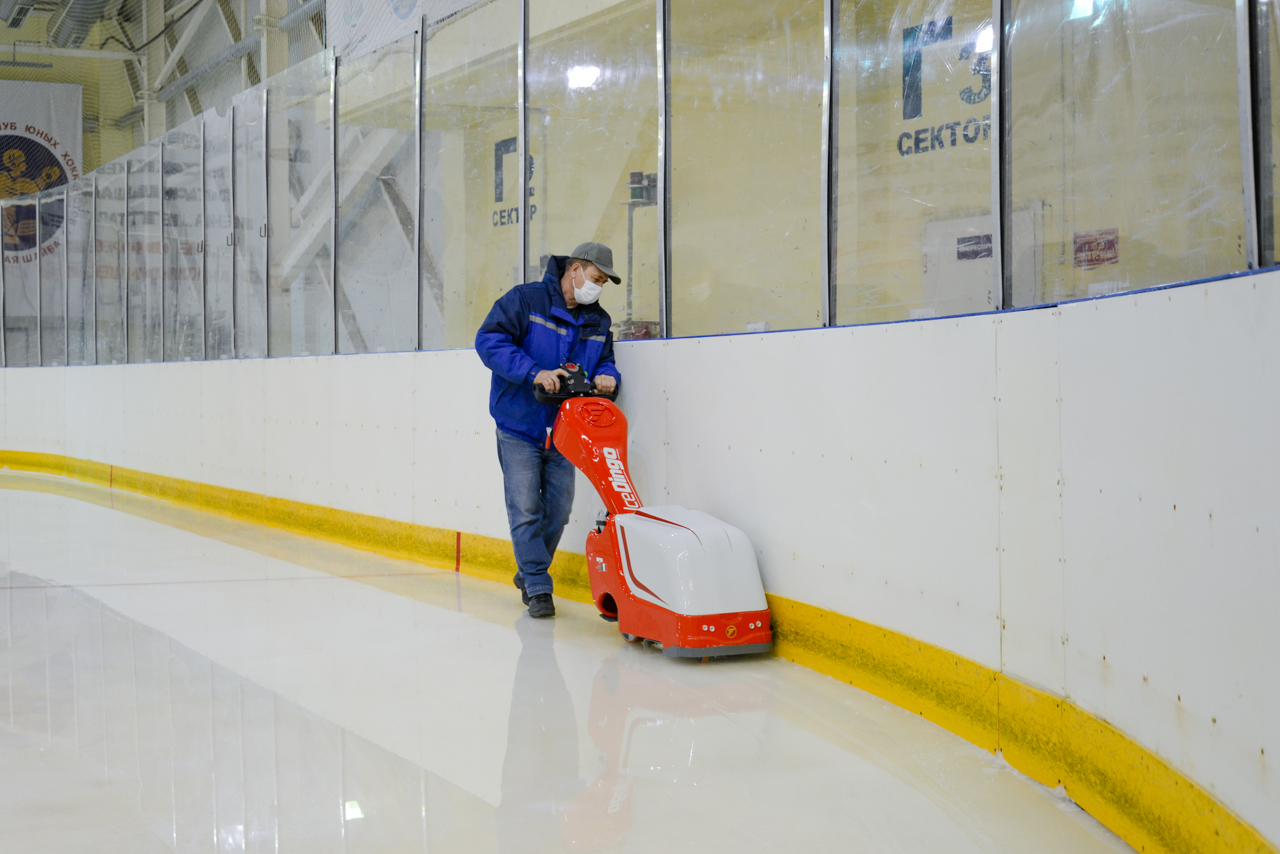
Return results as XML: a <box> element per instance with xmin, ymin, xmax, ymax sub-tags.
<box><xmin>569</xmin><ymin>241</ymin><xmax>621</xmax><ymax>284</ymax></box>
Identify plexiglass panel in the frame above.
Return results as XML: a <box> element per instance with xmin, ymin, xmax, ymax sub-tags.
<box><xmin>526</xmin><ymin>0</ymin><xmax>659</xmax><ymax>340</ymax></box>
<box><xmin>95</xmin><ymin>162</ymin><xmax>128</xmax><ymax>365</ymax></box>
<box><xmin>233</xmin><ymin>87</ymin><xmax>269</xmax><ymax>359</ymax></box>
<box><xmin>669</xmin><ymin>0</ymin><xmax>824</xmax><ymax>336</ymax></box>
<box><xmin>421</xmin><ymin>0</ymin><xmax>519</xmax><ymax>349</ymax></box>
<box><xmin>128</xmin><ymin>144</ymin><xmax>163</xmax><ymax>363</ymax></box>
<box><xmin>66</xmin><ymin>179</ymin><xmax>95</xmax><ymax>365</ymax></box>
<box><xmin>336</xmin><ymin>35</ymin><xmax>418</xmax><ymax>354</ymax></box>
<box><xmin>38</xmin><ymin>190</ymin><xmax>67</xmax><ymax>366</ymax></box>
<box><xmin>163</xmin><ymin>119</ymin><xmax>206</xmax><ymax>361</ymax></box>
<box><xmin>2</xmin><ymin>196</ymin><xmax>39</xmax><ymax>366</ymax></box>
<box><xmin>204</xmin><ymin>109</ymin><xmax>235</xmax><ymax>359</ymax></box>
<box><xmin>268</xmin><ymin>50</ymin><xmax>336</xmax><ymax>357</ymax></box>
<box><xmin>1009</xmin><ymin>0</ymin><xmax>1245</xmax><ymax>303</ymax></box>
<box><xmin>834</xmin><ymin>0</ymin><xmax>996</xmax><ymax>323</ymax></box>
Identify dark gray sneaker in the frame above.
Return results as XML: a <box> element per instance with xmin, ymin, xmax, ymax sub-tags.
<box><xmin>513</xmin><ymin>573</ymin><xmax>530</xmax><ymax>606</ymax></box>
<box><xmin>528</xmin><ymin>593</ymin><xmax>555</xmax><ymax>618</ymax></box>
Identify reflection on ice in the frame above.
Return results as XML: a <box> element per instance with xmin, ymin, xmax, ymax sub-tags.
<box><xmin>0</xmin><ymin>480</ymin><xmax>1134</xmax><ymax>853</ymax></box>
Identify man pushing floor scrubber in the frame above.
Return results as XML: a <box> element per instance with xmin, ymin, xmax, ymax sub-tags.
<box><xmin>476</xmin><ymin>243</ymin><xmax>623</xmax><ymax>619</ymax></box>
<box><xmin>477</xmin><ymin>242</ymin><xmax>771</xmax><ymax>656</ymax></box>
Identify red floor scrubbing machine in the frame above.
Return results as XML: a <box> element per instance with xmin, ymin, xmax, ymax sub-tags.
<box><xmin>537</xmin><ymin>364</ymin><xmax>772</xmax><ymax>657</ymax></box>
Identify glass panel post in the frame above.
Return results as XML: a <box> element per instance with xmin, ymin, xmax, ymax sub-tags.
<box><xmin>204</xmin><ymin>110</ymin><xmax>236</xmax><ymax>360</ymax></box>
<box><xmin>1237</xmin><ymin>0</ymin><xmax>1260</xmax><ymax>270</ymax></box>
<box><xmin>127</xmin><ymin>144</ymin><xmax>163</xmax><ymax>363</ymax></box>
<box><xmin>95</xmin><ymin>163</ymin><xmax>128</xmax><ymax>365</ymax></box>
<box><xmin>1253</xmin><ymin>0</ymin><xmax>1275</xmax><ymax>268</ymax></box>
<box><xmin>335</xmin><ymin>36</ymin><xmax>420</xmax><ymax>354</ymax></box>
<box><xmin>525</xmin><ymin>0</ymin><xmax>661</xmax><ymax>340</ymax></box>
<box><xmin>995</xmin><ymin>0</ymin><xmax>1009</xmax><ymax>308</ymax></box>
<box><xmin>164</xmin><ymin>119</ymin><xmax>206</xmax><ymax>361</ymax></box>
<box><xmin>669</xmin><ymin>0</ymin><xmax>826</xmax><ymax>336</ymax></box>
<box><xmin>232</xmin><ymin>87</ymin><xmax>269</xmax><ymax>358</ymax></box>
<box><xmin>518</xmin><ymin>0</ymin><xmax>529</xmax><ymax>283</ymax></box>
<box><xmin>657</xmin><ymin>0</ymin><xmax>670</xmax><ymax>336</ymax></box>
<box><xmin>68</xmin><ymin>180</ymin><xmax>96</xmax><ymax>365</ymax></box>
<box><xmin>0</xmin><ymin>194</ymin><xmax>39</xmax><ymax>366</ymax></box>
<box><xmin>267</xmin><ymin>50</ymin><xmax>337</xmax><ymax>357</ymax></box>
<box><xmin>1008</xmin><ymin>0</ymin><xmax>1247</xmax><ymax>303</ymax></box>
<box><xmin>415</xmin><ymin>24</ymin><xmax>425</xmax><ymax>350</ymax></box>
<box><xmin>833</xmin><ymin>0</ymin><xmax>997</xmax><ymax>324</ymax></box>
<box><xmin>820</xmin><ymin>0</ymin><xmax>835</xmax><ymax>326</ymax></box>
<box><xmin>419</xmin><ymin>0</ymin><xmax>521</xmax><ymax>350</ymax></box>
<box><xmin>38</xmin><ymin>190</ymin><xmax>70</xmax><ymax>366</ymax></box>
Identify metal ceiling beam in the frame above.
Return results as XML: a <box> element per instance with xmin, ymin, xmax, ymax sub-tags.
<box><xmin>1</xmin><ymin>42</ymin><xmax>135</xmax><ymax>60</ymax></box>
<box><xmin>153</xmin><ymin>0</ymin><xmax>212</xmax><ymax>88</ymax></box>
<box><xmin>276</xmin><ymin>0</ymin><xmax>322</xmax><ymax>31</ymax></box>
<box><xmin>155</xmin><ymin>33</ymin><xmax>258</xmax><ymax>102</ymax></box>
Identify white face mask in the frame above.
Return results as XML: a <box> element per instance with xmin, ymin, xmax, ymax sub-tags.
<box><xmin>573</xmin><ymin>266</ymin><xmax>604</xmax><ymax>305</ymax></box>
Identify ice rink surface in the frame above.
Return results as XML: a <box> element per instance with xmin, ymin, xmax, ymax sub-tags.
<box><xmin>0</xmin><ymin>471</ymin><xmax>1134</xmax><ymax>853</ymax></box>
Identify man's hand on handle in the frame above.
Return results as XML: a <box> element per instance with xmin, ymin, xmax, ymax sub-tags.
<box><xmin>593</xmin><ymin>375</ymin><xmax>617</xmax><ymax>394</ymax></box>
<box><xmin>534</xmin><ymin>368</ymin><xmax>570</xmax><ymax>393</ymax></box>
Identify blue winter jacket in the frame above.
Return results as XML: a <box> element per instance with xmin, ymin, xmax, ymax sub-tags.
<box><xmin>475</xmin><ymin>256</ymin><xmax>622</xmax><ymax>446</ymax></box>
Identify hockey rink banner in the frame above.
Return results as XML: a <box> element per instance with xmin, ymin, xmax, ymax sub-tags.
<box><xmin>0</xmin><ymin>81</ymin><xmax>82</xmax><ymax>261</ymax></box>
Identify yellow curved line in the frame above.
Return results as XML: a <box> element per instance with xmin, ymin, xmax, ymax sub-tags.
<box><xmin>0</xmin><ymin>448</ymin><xmax>1273</xmax><ymax>854</ymax></box>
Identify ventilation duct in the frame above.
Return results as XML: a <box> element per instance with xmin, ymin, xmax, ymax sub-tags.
<box><xmin>46</xmin><ymin>0</ymin><xmax>114</xmax><ymax>49</ymax></box>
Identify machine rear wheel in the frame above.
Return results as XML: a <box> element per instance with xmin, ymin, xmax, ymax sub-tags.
<box><xmin>621</xmin><ymin>633</ymin><xmax>640</xmax><ymax>643</ymax></box>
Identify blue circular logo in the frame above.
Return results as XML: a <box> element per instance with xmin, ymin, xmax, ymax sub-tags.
<box><xmin>0</xmin><ymin>134</ymin><xmax>67</xmax><ymax>253</ymax></box>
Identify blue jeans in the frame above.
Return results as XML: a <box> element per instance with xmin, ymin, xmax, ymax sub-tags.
<box><xmin>496</xmin><ymin>428</ymin><xmax>576</xmax><ymax>597</ymax></box>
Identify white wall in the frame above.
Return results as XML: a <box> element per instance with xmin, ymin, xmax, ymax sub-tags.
<box><xmin>2</xmin><ymin>270</ymin><xmax>1276</xmax><ymax>844</ymax></box>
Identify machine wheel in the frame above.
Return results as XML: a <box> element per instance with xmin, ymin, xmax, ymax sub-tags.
<box><xmin>621</xmin><ymin>633</ymin><xmax>641</xmax><ymax>643</ymax></box>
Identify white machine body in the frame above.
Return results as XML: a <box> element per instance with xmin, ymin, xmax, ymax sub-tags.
<box><xmin>613</xmin><ymin>506</ymin><xmax>768</xmax><ymax>617</ymax></box>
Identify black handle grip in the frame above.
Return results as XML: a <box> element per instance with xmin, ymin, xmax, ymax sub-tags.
<box><xmin>534</xmin><ymin>385</ymin><xmax>619</xmax><ymax>404</ymax></box>
<box><xmin>533</xmin><ymin>362</ymin><xmax>619</xmax><ymax>404</ymax></box>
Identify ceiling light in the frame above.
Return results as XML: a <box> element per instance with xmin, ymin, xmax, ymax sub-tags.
<box><xmin>567</xmin><ymin>65</ymin><xmax>601</xmax><ymax>89</ymax></box>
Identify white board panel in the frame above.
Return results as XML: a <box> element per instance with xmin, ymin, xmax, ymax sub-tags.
<box><xmin>263</xmin><ymin>355</ymin><xmax>333</xmax><ymax>508</ymax></box>
<box><xmin>660</xmin><ymin>319</ymin><xmax>1003</xmax><ymax>671</ymax></box>
<box><xmin>1058</xmin><ymin>277</ymin><xmax>1280</xmax><ymax>841</ymax></box>
<box><xmin>328</xmin><ymin>353</ymin><xmax>418</xmax><ymax>522</ymax></box>
<box><xmin>199</xmin><ymin>359</ymin><xmax>266</xmax><ymax>495</ymax></box>
<box><xmin>995</xmin><ymin>310</ymin><xmax>1066</xmax><ymax>694</ymax></box>
<box><xmin>613</xmin><ymin>340</ymin><xmax>669</xmax><ymax>507</ymax></box>
<box><xmin>64</xmin><ymin>365</ymin><xmax>124</xmax><ymax>466</ymax></box>
<box><xmin>122</xmin><ymin>362</ymin><xmax>204</xmax><ymax>483</ymax></box>
<box><xmin>409</xmin><ymin>348</ymin><xmax>510</xmax><ymax>540</ymax></box>
<box><xmin>3</xmin><ymin>367</ymin><xmax>66</xmax><ymax>456</ymax></box>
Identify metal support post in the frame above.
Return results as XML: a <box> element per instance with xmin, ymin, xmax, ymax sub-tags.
<box><xmin>200</xmin><ymin>117</ymin><xmax>208</xmax><ymax>360</ymax></box>
<box><xmin>124</xmin><ymin>164</ymin><xmax>131</xmax><ymax>361</ymax></box>
<box><xmin>1253</xmin><ymin>0</ymin><xmax>1274</xmax><ymax>268</ymax></box>
<box><xmin>230</xmin><ymin>108</ymin><xmax>238</xmax><ymax>359</ymax></box>
<box><xmin>331</xmin><ymin>53</ymin><xmax>340</xmax><ymax>354</ymax></box>
<box><xmin>517</xmin><ymin>0</ymin><xmax>529</xmax><ymax>284</ymax></box>
<box><xmin>1238</xmin><ymin>0</ymin><xmax>1262</xmax><ymax>269</ymax></box>
<box><xmin>415</xmin><ymin>24</ymin><xmax>425</xmax><ymax>350</ymax></box>
<box><xmin>91</xmin><ymin>177</ymin><xmax>97</xmax><ymax>364</ymax></box>
<box><xmin>63</xmin><ymin>190</ymin><xmax>69</xmax><ymax>365</ymax></box>
<box><xmin>36</xmin><ymin>196</ymin><xmax>43</xmax><ymax>366</ymax></box>
<box><xmin>159</xmin><ymin>142</ymin><xmax>166</xmax><ymax>361</ymax></box>
<box><xmin>819</xmin><ymin>0</ymin><xmax>836</xmax><ymax>326</ymax></box>
<box><xmin>993</xmin><ymin>0</ymin><xmax>1011</xmax><ymax>309</ymax></box>
<box><xmin>656</xmin><ymin>0</ymin><xmax>671</xmax><ymax>337</ymax></box>
<box><xmin>261</xmin><ymin>90</ymin><xmax>270</xmax><ymax>355</ymax></box>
